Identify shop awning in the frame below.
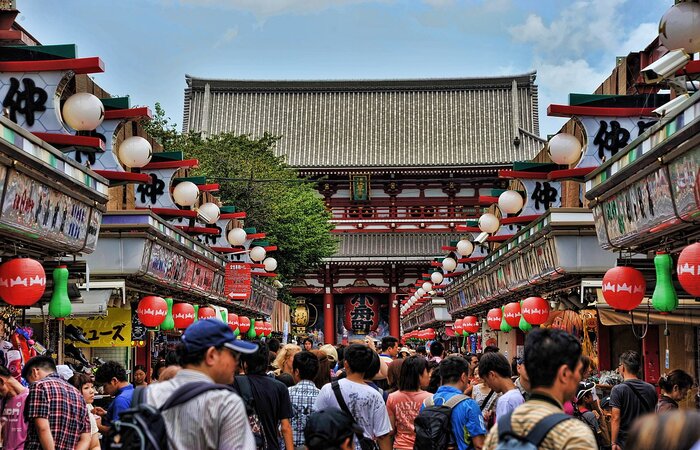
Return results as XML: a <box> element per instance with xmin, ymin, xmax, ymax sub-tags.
<box><xmin>26</xmin><ymin>289</ymin><xmax>112</xmax><ymax>318</ymax></box>
<box><xmin>597</xmin><ymin>292</ymin><xmax>700</xmax><ymax>326</ymax></box>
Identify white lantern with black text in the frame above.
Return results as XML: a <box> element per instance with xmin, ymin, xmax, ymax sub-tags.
<box><xmin>422</xmin><ymin>281</ymin><xmax>432</xmax><ymax>292</ymax></box>
<box><xmin>456</xmin><ymin>239</ymin><xmax>474</xmax><ymax>257</ymax></box>
<box><xmin>431</xmin><ymin>271</ymin><xmax>444</xmax><ymax>285</ymax></box>
<box><xmin>479</xmin><ymin>213</ymin><xmax>500</xmax><ymax>234</ymax></box>
<box><xmin>498</xmin><ymin>190</ymin><xmax>524</xmax><ymax>215</ymax></box>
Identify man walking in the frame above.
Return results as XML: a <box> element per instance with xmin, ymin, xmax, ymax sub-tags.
<box><xmin>289</xmin><ymin>351</ymin><xmax>320</xmax><ymax>450</ymax></box>
<box><xmin>0</xmin><ymin>365</ymin><xmax>28</xmax><ymax>449</ymax></box>
<box><xmin>610</xmin><ymin>350</ymin><xmax>657</xmax><ymax>450</ymax></box>
<box><xmin>94</xmin><ymin>361</ymin><xmax>134</xmax><ymax>427</ymax></box>
<box><xmin>145</xmin><ymin>319</ymin><xmax>258</xmax><ymax>450</ymax></box>
<box><xmin>22</xmin><ymin>355</ymin><xmax>91</xmax><ymax>450</ymax></box>
<box><xmin>478</xmin><ymin>352</ymin><xmax>524</xmax><ymax>419</ymax></box>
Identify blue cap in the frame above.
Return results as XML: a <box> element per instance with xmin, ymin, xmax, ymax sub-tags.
<box><xmin>181</xmin><ymin>319</ymin><xmax>258</xmax><ymax>354</ymax></box>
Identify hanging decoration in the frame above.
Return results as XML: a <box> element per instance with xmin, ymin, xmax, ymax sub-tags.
<box><xmin>344</xmin><ymin>294</ymin><xmax>379</xmax><ymax>334</ymax></box>
<box><xmin>48</xmin><ymin>266</ymin><xmax>71</xmax><ymax>320</ymax></box>
<box><xmin>487</xmin><ymin>308</ymin><xmax>502</xmax><ymax>331</ymax></box>
<box><xmin>172</xmin><ymin>302</ymin><xmax>195</xmax><ymax>329</ymax></box>
<box><xmin>500</xmin><ymin>307</ymin><xmax>513</xmax><ymax>333</ymax></box>
<box><xmin>602</xmin><ymin>266</ymin><xmax>646</xmax><ymax>311</ymax></box>
<box><xmin>453</xmin><ymin>318</ymin><xmax>464</xmax><ymax>336</ymax></box>
<box><xmin>264</xmin><ymin>321</ymin><xmax>273</xmax><ymax>337</ymax></box>
<box><xmin>137</xmin><ymin>296</ymin><xmax>168</xmax><ymax>328</ymax></box>
<box><xmin>248</xmin><ymin>319</ymin><xmax>259</xmax><ymax>339</ymax></box>
<box><xmin>198</xmin><ymin>306</ymin><xmax>217</xmax><ymax>320</ymax></box>
<box><xmin>227</xmin><ymin>313</ymin><xmax>239</xmax><ymax>333</ymax></box>
<box><xmin>160</xmin><ymin>298</ymin><xmax>175</xmax><ymax>331</ymax></box>
<box><xmin>521</xmin><ymin>296</ymin><xmax>550</xmax><ymax>325</ymax></box>
<box><xmin>519</xmin><ymin>316</ymin><xmax>533</xmax><ymax>332</ymax></box>
<box><xmin>677</xmin><ymin>242</ymin><xmax>700</xmax><ymax>297</ymax></box>
<box><xmin>463</xmin><ymin>316</ymin><xmax>480</xmax><ymax>334</ymax></box>
<box><xmin>239</xmin><ymin>316</ymin><xmax>251</xmax><ymax>334</ymax></box>
<box><xmin>503</xmin><ymin>302</ymin><xmax>522</xmax><ymax>327</ymax></box>
<box><xmin>652</xmin><ymin>252</ymin><xmax>679</xmax><ymax>314</ymax></box>
<box><xmin>0</xmin><ymin>258</ymin><xmax>46</xmax><ymax>307</ymax></box>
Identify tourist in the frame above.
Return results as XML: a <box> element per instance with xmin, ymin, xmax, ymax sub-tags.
<box><xmin>132</xmin><ymin>364</ymin><xmax>148</xmax><ymax>387</ymax></box>
<box><xmin>483</xmin><ymin>328</ymin><xmax>596</xmax><ymax>449</ymax></box>
<box><xmin>625</xmin><ymin>410</ymin><xmax>700</xmax><ymax>450</ymax></box>
<box><xmin>425</xmin><ymin>359</ymin><xmax>441</xmax><ymax>394</ymax></box>
<box><xmin>289</xmin><ymin>351</ymin><xmax>320</xmax><ymax>450</ymax></box>
<box><xmin>272</xmin><ymin>344</ymin><xmax>301</xmax><ymax>379</ymax></box>
<box><xmin>364</xmin><ymin>351</ymin><xmax>390</xmax><ymax>402</ymax></box>
<box><xmin>610</xmin><ymin>350</ymin><xmax>657</xmax><ymax>450</ymax></box>
<box><xmin>574</xmin><ymin>381</ymin><xmax>601</xmax><ymax>445</ymax></box>
<box><xmin>314</xmin><ymin>343</ymin><xmax>392</xmax><ymax>450</ymax></box>
<box><xmin>145</xmin><ymin>318</ymin><xmax>257</xmax><ymax>449</ymax></box>
<box><xmin>302</xmin><ymin>338</ymin><xmax>313</xmax><ymax>351</ymax></box>
<box><xmin>466</xmin><ymin>353</ymin><xmax>479</xmax><ymax>377</ymax></box>
<box><xmin>657</xmin><ymin>368</ymin><xmax>694</xmax><ymax>412</ymax></box>
<box><xmin>470</xmin><ymin>367</ymin><xmax>498</xmax><ymax>428</ymax></box>
<box><xmin>386</xmin><ymin>355</ymin><xmax>431</xmax><ymax>450</ymax></box>
<box><xmin>478</xmin><ymin>352</ymin><xmax>524</xmax><ymax>419</ymax></box>
<box><xmin>304</xmin><ymin>409</ymin><xmax>362</xmax><ymax>450</ymax></box>
<box><xmin>68</xmin><ymin>373</ymin><xmax>101</xmax><ymax>450</ymax></box>
<box><xmin>386</xmin><ymin>358</ymin><xmax>404</xmax><ymax>394</ymax></box>
<box><xmin>379</xmin><ymin>336</ymin><xmax>399</xmax><ymax>366</ymax></box>
<box><xmin>428</xmin><ymin>341</ymin><xmax>444</xmax><ymax>364</ymax></box>
<box><xmin>94</xmin><ymin>360</ymin><xmax>134</xmax><ymax>428</ymax></box>
<box><xmin>267</xmin><ymin>337</ymin><xmax>281</xmax><ymax>359</ymax></box>
<box><xmin>311</xmin><ymin>349</ymin><xmax>332</xmax><ymax>389</ymax></box>
<box><xmin>0</xmin><ymin>365</ymin><xmax>28</xmax><ymax>450</ymax></box>
<box><xmin>22</xmin><ymin>355</ymin><xmax>91</xmax><ymax>450</ymax></box>
<box><xmin>513</xmin><ymin>357</ymin><xmax>531</xmax><ymax>401</ymax></box>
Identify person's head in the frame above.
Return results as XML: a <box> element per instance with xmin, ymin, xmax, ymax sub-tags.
<box><xmin>576</xmin><ymin>381</ymin><xmax>595</xmax><ymax>407</ymax></box>
<box><xmin>311</xmin><ymin>350</ymin><xmax>332</xmax><ymax>389</ymax></box>
<box><xmin>133</xmin><ymin>365</ymin><xmax>147</xmax><ymax>385</ymax></box>
<box><xmin>386</xmin><ymin>358</ymin><xmax>404</xmax><ymax>391</ymax></box>
<box><xmin>398</xmin><ymin>347</ymin><xmax>411</xmax><ymax>359</ymax></box>
<box><xmin>626</xmin><ymin>410</ymin><xmax>700</xmax><ymax>450</ymax></box>
<box><xmin>438</xmin><ymin>355</ymin><xmax>470</xmax><ymax>389</ymax></box>
<box><xmin>398</xmin><ymin>355</ymin><xmax>429</xmax><ymax>392</ymax></box>
<box><xmin>303</xmin><ymin>338</ymin><xmax>313</xmax><ymax>351</ymax></box>
<box><xmin>273</xmin><ymin>344</ymin><xmax>301</xmax><ymax>374</ymax></box>
<box><xmin>483</xmin><ymin>345</ymin><xmax>500</xmax><ymax>354</ymax></box>
<box><xmin>618</xmin><ymin>350</ymin><xmax>642</xmax><ymax>378</ymax></box>
<box><xmin>478</xmin><ymin>352</ymin><xmax>512</xmax><ymax>393</ymax></box>
<box><xmin>516</xmin><ymin>357</ymin><xmax>530</xmax><ymax>392</ymax></box>
<box><xmin>293</xmin><ymin>351</ymin><xmax>320</xmax><ymax>383</ymax></box>
<box><xmin>69</xmin><ymin>373</ymin><xmax>95</xmax><ymax>405</ymax></box>
<box><xmin>319</xmin><ymin>344</ymin><xmax>338</xmax><ymax>366</ymax></box>
<box><xmin>177</xmin><ymin>318</ymin><xmax>258</xmax><ymax>384</ymax></box>
<box><xmin>364</xmin><ymin>350</ymin><xmax>381</xmax><ymax>381</ymax></box>
<box><xmin>305</xmin><ymin>409</ymin><xmax>361</xmax><ymax>450</ymax></box>
<box><xmin>381</xmin><ymin>336</ymin><xmax>399</xmax><ymax>357</ymax></box>
<box><xmin>267</xmin><ymin>337</ymin><xmax>281</xmax><ymax>354</ymax></box>
<box><xmin>429</xmin><ymin>341</ymin><xmax>444</xmax><ymax>358</ymax></box>
<box><xmin>21</xmin><ymin>356</ymin><xmax>57</xmax><ymax>384</ymax></box>
<box><xmin>465</xmin><ymin>353</ymin><xmax>478</xmax><ymax>370</ymax></box>
<box><xmin>343</xmin><ymin>344</ymin><xmax>374</xmax><ymax>376</ymax></box>
<box><xmin>240</xmin><ymin>340</ymin><xmax>270</xmax><ymax>375</ymax></box>
<box><xmin>94</xmin><ymin>361</ymin><xmax>130</xmax><ymax>395</ymax></box>
<box><xmin>601</xmin><ymin>396</ymin><xmax>611</xmax><ymax>413</ymax></box>
<box><xmin>659</xmin><ymin>369</ymin><xmax>694</xmax><ymax>401</ymax></box>
<box><xmin>0</xmin><ymin>366</ymin><xmax>21</xmax><ymax>397</ymax></box>
<box><xmin>524</xmin><ymin>328</ymin><xmax>582</xmax><ymax>403</ymax></box>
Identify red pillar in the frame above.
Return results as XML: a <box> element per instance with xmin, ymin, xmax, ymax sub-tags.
<box><xmin>324</xmin><ymin>288</ymin><xmax>335</xmax><ymax>345</ymax></box>
<box><xmin>389</xmin><ymin>292</ymin><xmax>400</xmax><ymax>338</ymax></box>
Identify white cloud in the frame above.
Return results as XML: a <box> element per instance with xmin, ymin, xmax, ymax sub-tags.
<box><xmin>215</xmin><ymin>26</ymin><xmax>240</xmax><ymax>47</ymax></box>
<box><xmin>177</xmin><ymin>0</ymin><xmax>394</xmax><ymax>17</ymax></box>
<box><xmin>616</xmin><ymin>22</ymin><xmax>658</xmax><ymax>56</ymax></box>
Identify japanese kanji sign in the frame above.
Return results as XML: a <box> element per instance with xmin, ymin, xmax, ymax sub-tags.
<box><xmin>66</xmin><ymin>307</ymin><xmax>132</xmax><ymax>347</ymax></box>
<box><xmin>225</xmin><ymin>262</ymin><xmax>251</xmax><ymax>301</ymax></box>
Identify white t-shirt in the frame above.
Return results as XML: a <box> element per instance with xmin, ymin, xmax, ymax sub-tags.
<box><xmin>495</xmin><ymin>388</ymin><xmax>525</xmax><ymax>419</ymax></box>
<box><xmin>314</xmin><ymin>378</ymin><xmax>392</xmax><ymax>449</ymax></box>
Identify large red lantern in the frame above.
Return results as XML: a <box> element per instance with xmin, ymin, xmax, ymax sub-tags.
<box><xmin>463</xmin><ymin>316</ymin><xmax>480</xmax><ymax>333</ymax></box>
<box><xmin>602</xmin><ymin>266</ymin><xmax>646</xmax><ymax>311</ymax></box>
<box><xmin>198</xmin><ymin>306</ymin><xmax>217</xmax><ymax>320</ymax></box>
<box><xmin>487</xmin><ymin>308</ymin><xmax>502</xmax><ymax>330</ymax></box>
<box><xmin>678</xmin><ymin>243</ymin><xmax>700</xmax><ymax>297</ymax></box>
<box><xmin>137</xmin><ymin>296</ymin><xmax>168</xmax><ymax>327</ymax></box>
<box><xmin>453</xmin><ymin>318</ymin><xmax>464</xmax><ymax>335</ymax></box>
<box><xmin>503</xmin><ymin>302</ymin><xmax>521</xmax><ymax>327</ymax></box>
<box><xmin>238</xmin><ymin>316</ymin><xmax>251</xmax><ymax>334</ymax></box>
<box><xmin>172</xmin><ymin>303</ymin><xmax>195</xmax><ymax>329</ymax></box>
<box><xmin>344</xmin><ymin>294</ymin><xmax>379</xmax><ymax>334</ymax></box>
<box><xmin>0</xmin><ymin>258</ymin><xmax>46</xmax><ymax>307</ymax></box>
<box><xmin>521</xmin><ymin>297</ymin><xmax>550</xmax><ymax>325</ymax></box>
<box><xmin>228</xmin><ymin>313</ymin><xmax>239</xmax><ymax>332</ymax></box>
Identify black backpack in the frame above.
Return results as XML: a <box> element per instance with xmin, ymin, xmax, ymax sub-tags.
<box><xmin>495</xmin><ymin>411</ymin><xmax>571</xmax><ymax>450</ymax></box>
<box><xmin>107</xmin><ymin>381</ymin><xmax>236</xmax><ymax>450</ymax></box>
<box><xmin>413</xmin><ymin>394</ymin><xmax>468</xmax><ymax>450</ymax></box>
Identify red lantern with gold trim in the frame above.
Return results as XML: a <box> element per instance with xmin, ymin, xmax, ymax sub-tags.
<box><xmin>521</xmin><ymin>297</ymin><xmax>550</xmax><ymax>325</ymax></box>
<box><xmin>487</xmin><ymin>308</ymin><xmax>502</xmax><ymax>331</ymax></box>
<box><xmin>137</xmin><ymin>296</ymin><xmax>167</xmax><ymax>328</ymax></box>
<box><xmin>678</xmin><ymin>243</ymin><xmax>700</xmax><ymax>297</ymax></box>
<box><xmin>0</xmin><ymin>258</ymin><xmax>46</xmax><ymax>307</ymax></box>
<box><xmin>503</xmin><ymin>302</ymin><xmax>521</xmax><ymax>327</ymax></box>
<box><xmin>463</xmin><ymin>316</ymin><xmax>480</xmax><ymax>333</ymax></box>
<box><xmin>172</xmin><ymin>303</ymin><xmax>195</xmax><ymax>329</ymax></box>
<box><xmin>602</xmin><ymin>266</ymin><xmax>646</xmax><ymax>311</ymax></box>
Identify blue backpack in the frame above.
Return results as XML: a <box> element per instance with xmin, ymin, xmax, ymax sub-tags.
<box><xmin>495</xmin><ymin>411</ymin><xmax>571</xmax><ymax>450</ymax></box>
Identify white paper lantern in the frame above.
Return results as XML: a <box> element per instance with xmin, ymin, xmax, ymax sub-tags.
<box><xmin>548</xmin><ymin>133</ymin><xmax>582</xmax><ymax>165</ymax></box>
<box><xmin>416</xmin><ymin>288</ymin><xmax>426</xmax><ymax>297</ymax></box>
<box><xmin>263</xmin><ymin>257</ymin><xmax>278</xmax><ymax>272</ymax></box>
<box><xmin>197</xmin><ymin>202</ymin><xmax>220</xmax><ymax>224</ymax></box>
<box><xmin>479</xmin><ymin>213</ymin><xmax>500</xmax><ymax>234</ymax></box>
<box><xmin>62</xmin><ymin>93</ymin><xmax>105</xmax><ymax>131</ymax></box>
<box><xmin>250</xmin><ymin>246</ymin><xmax>267</xmax><ymax>262</ymax></box>
<box><xmin>659</xmin><ymin>2</ymin><xmax>700</xmax><ymax>53</ymax></box>
<box><xmin>431</xmin><ymin>271</ymin><xmax>444</xmax><ymax>285</ymax></box>
<box><xmin>498</xmin><ymin>190</ymin><xmax>524</xmax><ymax>215</ymax></box>
<box><xmin>172</xmin><ymin>181</ymin><xmax>200</xmax><ymax>207</ymax></box>
<box><xmin>456</xmin><ymin>239</ymin><xmax>474</xmax><ymax>257</ymax></box>
<box><xmin>422</xmin><ymin>281</ymin><xmax>433</xmax><ymax>292</ymax></box>
<box><xmin>227</xmin><ymin>227</ymin><xmax>247</xmax><ymax>246</ymax></box>
<box><xmin>118</xmin><ymin>136</ymin><xmax>152</xmax><ymax>168</ymax></box>
<box><xmin>442</xmin><ymin>257</ymin><xmax>457</xmax><ymax>272</ymax></box>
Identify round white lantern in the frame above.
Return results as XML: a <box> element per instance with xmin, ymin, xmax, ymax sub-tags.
<box><xmin>250</xmin><ymin>246</ymin><xmax>267</xmax><ymax>262</ymax></box>
<box><xmin>62</xmin><ymin>93</ymin><xmax>105</xmax><ymax>131</ymax></box>
<box><xmin>172</xmin><ymin>181</ymin><xmax>200</xmax><ymax>207</ymax></box>
<box><xmin>498</xmin><ymin>190</ymin><xmax>524</xmax><ymax>215</ymax></box>
<box><xmin>118</xmin><ymin>136</ymin><xmax>152</xmax><ymax>168</ymax></box>
<box><xmin>478</xmin><ymin>213</ymin><xmax>500</xmax><ymax>234</ymax></box>
<box><xmin>442</xmin><ymin>257</ymin><xmax>457</xmax><ymax>272</ymax></box>
<box><xmin>659</xmin><ymin>2</ymin><xmax>700</xmax><ymax>53</ymax></box>
<box><xmin>263</xmin><ymin>257</ymin><xmax>278</xmax><ymax>272</ymax></box>
<box><xmin>431</xmin><ymin>271</ymin><xmax>444</xmax><ymax>285</ymax></box>
<box><xmin>456</xmin><ymin>239</ymin><xmax>474</xmax><ymax>257</ymax></box>
<box><xmin>197</xmin><ymin>202</ymin><xmax>220</xmax><ymax>224</ymax></box>
<box><xmin>227</xmin><ymin>227</ymin><xmax>247</xmax><ymax>246</ymax></box>
<box><xmin>416</xmin><ymin>288</ymin><xmax>426</xmax><ymax>297</ymax></box>
<box><xmin>548</xmin><ymin>133</ymin><xmax>582</xmax><ymax>165</ymax></box>
<box><xmin>422</xmin><ymin>281</ymin><xmax>433</xmax><ymax>292</ymax></box>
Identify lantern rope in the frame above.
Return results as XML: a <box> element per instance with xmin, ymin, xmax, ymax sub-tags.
<box><xmin>664</xmin><ymin>318</ymin><xmax>670</xmax><ymax>370</ymax></box>
<box><xmin>630</xmin><ymin>300</ymin><xmax>650</xmax><ymax>340</ymax></box>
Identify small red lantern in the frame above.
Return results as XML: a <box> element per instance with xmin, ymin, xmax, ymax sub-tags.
<box><xmin>503</xmin><ymin>302</ymin><xmax>521</xmax><ymax>327</ymax></box>
<box><xmin>137</xmin><ymin>296</ymin><xmax>168</xmax><ymax>327</ymax></box>
<box><xmin>264</xmin><ymin>321</ymin><xmax>272</xmax><ymax>337</ymax></box>
<box><xmin>487</xmin><ymin>308</ymin><xmax>502</xmax><ymax>330</ymax></box>
<box><xmin>254</xmin><ymin>321</ymin><xmax>265</xmax><ymax>337</ymax></box>
<box><xmin>521</xmin><ymin>297</ymin><xmax>550</xmax><ymax>325</ymax></box>
<box><xmin>198</xmin><ymin>306</ymin><xmax>217</xmax><ymax>320</ymax></box>
<box><xmin>172</xmin><ymin>303</ymin><xmax>195</xmax><ymax>329</ymax></box>
<box><xmin>463</xmin><ymin>316</ymin><xmax>480</xmax><ymax>333</ymax></box>
<box><xmin>453</xmin><ymin>318</ymin><xmax>464</xmax><ymax>335</ymax></box>
<box><xmin>423</xmin><ymin>328</ymin><xmax>436</xmax><ymax>340</ymax></box>
<box><xmin>602</xmin><ymin>266</ymin><xmax>646</xmax><ymax>311</ymax></box>
<box><xmin>678</xmin><ymin>243</ymin><xmax>700</xmax><ymax>297</ymax></box>
<box><xmin>228</xmin><ymin>313</ymin><xmax>239</xmax><ymax>332</ymax></box>
<box><xmin>0</xmin><ymin>258</ymin><xmax>46</xmax><ymax>307</ymax></box>
<box><xmin>238</xmin><ymin>316</ymin><xmax>251</xmax><ymax>333</ymax></box>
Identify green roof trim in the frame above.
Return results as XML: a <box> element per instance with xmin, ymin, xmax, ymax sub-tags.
<box><xmin>100</xmin><ymin>97</ymin><xmax>130</xmax><ymax>110</ymax></box>
<box><xmin>220</xmin><ymin>206</ymin><xmax>237</xmax><ymax>213</ymax></box>
<box><xmin>150</xmin><ymin>151</ymin><xmax>183</xmax><ymax>162</ymax></box>
<box><xmin>4</xmin><ymin>44</ymin><xmax>77</xmax><ymax>60</ymax></box>
<box><xmin>568</xmin><ymin>93</ymin><xmax>621</xmax><ymax>106</ymax></box>
<box><xmin>244</xmin><ymin>227</ymin><xmax>256</xmax><ymax>233</ymax></box>
<box><xmin>512</xmin><ymin>161</ymin><xmax>558</xmax><ymax>172</ymax></box>
<box><xmin>173</xmin><ymin>176</ymin><xmax>206</xmax><ymax>185</ymax></box>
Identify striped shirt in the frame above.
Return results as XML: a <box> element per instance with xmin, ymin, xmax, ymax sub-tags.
<box><xmin>145</xmin><ymin>369</ymin><xmax>255</xmax><ymax>450</ymax></box>
<box><xmin>483</xmin><ymin>392</ymin><xmax>597</xmax><ymax>450</ymax></box>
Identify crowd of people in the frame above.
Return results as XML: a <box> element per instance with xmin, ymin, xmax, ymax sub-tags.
<box><xmin>2</xmin><ymin>320</ymin><xmax>700</xmax><ymax>450</ymax></box>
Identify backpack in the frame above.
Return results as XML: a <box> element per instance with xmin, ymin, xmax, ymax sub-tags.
<box><xmin>495</xmin><ymin>411</ymin><xmax>571</xmax><ymax>450</ymax></box>
<box><xmin>234</xmin><ymin>375</ymin><xmax>268</xmax><ymax>450</ymax></box>
<box><xmin>331</xmin><ymin>381</ymin><xmax>379</xmax><ymax>450</ymax></box>
<box><xmin>413</xmin><ymin>393</ymin><xmax>468</xmax><ymax>450</ymax></box>
<box><xmin>107</xmin><ymin>381</ymin><xmax>236</xmax><ymax>450</ymax></box>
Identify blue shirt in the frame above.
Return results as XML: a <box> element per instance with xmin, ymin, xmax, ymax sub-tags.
<box><xmin>107</xmin><ymin>384</ymin><xmax>134</xmax><ymax>422</ymax></box>
<box><xmin>431</xmin><ymin>385</ymin><xmax>487</xmax><ymax>450</ymax></box>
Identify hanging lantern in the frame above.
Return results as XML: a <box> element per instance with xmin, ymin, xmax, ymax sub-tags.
<box><xmin>500</xmin><ymin>310</ymin><xmax>513</xmax><ymax>333</ymax></box>
<box><xmin>137</xmin><ymin>296</ymin><xmax>167</xmax><ymax>327</ymax></box>
<box><xmin>172</xmin><ymin>181</ymin><xmax>200</xmax><ymax>207</ymax></box>
<box><xmin>478</xmin><ymin>213</ymin><xmax>500</xmax><ymax>234</ymax></box>
<box><xmin>659</xmin><ymin>2</ymin><xmax>700</xmax><ymax>53</ymax></box>
<box><xmin>421</xmin><ymin>281</ymin><xmax>433</xmax><ymax>292</ymax></box>
<box><xmin>652</xmin><ymin>252</ymin><xmax>678</xmax><ymax>314</ymax></box>
<box><xmin>498</xmin><ymin>190</ymin><xmax>524</xmax><ymax>215</ymax></box>
<box><xmin>197</xmin><ymin>203</ymin><xmax>221</xmax><ymax>224</ymax></box>
<box><xmin>263</xmin><ymin>257</ymin><xmax>278</xmax><ymax>272</ymax></box>
<box><xmin>430</xmin><ymin>271</ymin><xmax>444</xmax><ymax>285</ymax></box>
<box><xmin>456</xmin><ymin>239</ymin><xmax>474</xmax><ymax>257</ymax></box>
<box><xmin>264</xmin><ymin>321</ymin><xmax>272</xmax><ymax>337</ymax></box>
<box><xmin>160</xmin><ymin>298</ymin><xmax>175</xmax><ymax>331</ymax></box>
<box><xmin>254</xmin><ymin>320</ymin><xmax>265</xmax><ymax>337</ymax></box>
<box><xmin>521</xmin><ymin>296</ymin><xmax>550</xmax><ymax>325</ymax></box>
<box><xmin>247</xmin><ymin>319</ymin><xmax>258</xmax><ymax>339</ymax></box>
<box><xmin>118</xmin><ymin>136</ymin><xmax>152</xmax><ymax>168</ymax></box>
<box><xmin>0</xmin><ymin>258</ymin><xmax>46</xmax><ymax>307</ymax></box>
<box><xmin>463</xmin><ymin>316</ymin><xmax>480</xmax><ymax>334</ymax></box>
<box><xmin>227</xmin><ymin>313</ymin><xmax>239</xmax><ymax>332</ymax></box>
<box><xmin>503</xmin><ymin>302</ymin><xmax>522</xmax><ymax>327</ymax></box>
<box><xmin>344</xmin><ymin>294</ymin><xmax>379</xmax><ymax>334</ymax></box>
<box><xmin>238</xmin><ymin>316</ymin><xmax>251</xmax><ymax>334</ymax></box>
<box><xmin>602</xmin><ymin>266</ymin><xmax>646</xmax><ymax>311</ymax></box>
<box><xmin>172</xmin><ymin>302</ymin><xmax>195</xmax><ymax>329</ymax></box>
<box><xmin>487</xmin><ymin>308</ymin><xmax>502</xmax><ymax>331</ymax></box>
<box><xmin>227</xmin><ymin>227</ymin><xmax>247</xmax><ymax>246</ymax></box>
<box><xmin>193</xmin><ymin>305</ymin><xmax>199</xmax><ymax>322</ymax></box>
<box><xmin>62</xmin><ymin>92</ymin><xmax>104</xmax><ymax>131</ymax></box>
<box><xmin>548</xmin><ymin>133</ymin><xmax>582</xmax><ymax>165</ymax></box>
<box><xmin>677</xmin><ymin>243</ymin><xmax>700</xmax><ymax>297</ymax></box>
<box><xmin>423</xmin><ymin>328</ymin><xmax>436</xmax><ymax>340</ymax></box>
<box><xmin>442</xmin><ymin>257</ymin><xmax>457</xmax><ymax>272</ymax></box>
<box><xmin>519</xmin><ymin>316</ymin><xmax>533</xmax><ymax>332</ymax></box>
<box><xmin>453</xmin><ymin>318</ymin><xmax>464</xmax><ymax>336</ymax></box>
<box><xmin>48</xmin><ymin>266</ymin><xmax>71</xmax><ymax>320</ymax></box>
<box><xmin>250</xmin><ymin>246</ymin><xmax>267</xmax><ymax>262</ymax></box>
<box><xmin>198</xmin><ymin>306</ymin><xmax>217</xmax><ymax>320</ymax></box>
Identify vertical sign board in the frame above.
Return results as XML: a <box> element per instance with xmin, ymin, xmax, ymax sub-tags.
<box><xmin>225</xmin><ymin>262</ymin><xmax>252</xmax><ymax>301</ymax></box>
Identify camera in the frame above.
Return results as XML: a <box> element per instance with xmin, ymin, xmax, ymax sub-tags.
<box><xmin>641</xmin><ymin>49</ymin><xmax>690</xmax><ymax>84</ymax></box>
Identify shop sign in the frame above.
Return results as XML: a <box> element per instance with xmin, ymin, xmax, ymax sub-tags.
<box><xmin>66</xmin><ymin>307</ymin><xmax>132</xmax><ymax>347</ymax></box>
<box><xmin>225</xmin><ymin>262</ymin><xmax>251</xmax><ymax>300</ymax></box>
<box><xmin>576</xmin><ymin>116</ymin><xmax>657</xmax><ymax>168</ymax></box>
<box><xmin>142</xmin><ymin>241</ymin><xmax>221</xmax><ymax>296</ymax></box>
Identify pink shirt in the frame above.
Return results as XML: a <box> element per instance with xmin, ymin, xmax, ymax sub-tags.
<box><xmin>2</xmin><ymin>390</ymin><xmax>28</xmax><ymax>450</ymax></box>
<box><xmin>386</xmin><ymin>390</ymin><xmax>432</xmax><ymax>450</ymax></box>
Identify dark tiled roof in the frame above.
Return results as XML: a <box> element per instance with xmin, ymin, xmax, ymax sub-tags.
<box><xmin>329</xmin><ymin>232</ymin><xmax>462</xmax><ymax>260</ymax></box>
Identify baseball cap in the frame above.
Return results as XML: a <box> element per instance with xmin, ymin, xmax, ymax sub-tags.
<box><xmin>304</xmin><ymin>409</ymin><xmax>362</xmax><ymax>450</ymax></box>
<box><xmin>181</xmin><ymin>319</ymin><xmax>258</xmax><ymax>354</ymax></box>
<box><xmin>319</xmin><ymin>344</ymin><xmax>338</xmax><ymax>363</ymax></box>
<box><xmin>576</xmin><ymin>381</ymin><xmax>596</xmax><ymax>401</ymax></box>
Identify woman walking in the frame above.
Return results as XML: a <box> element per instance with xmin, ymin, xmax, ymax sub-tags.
<box><xmin>385</xmin><ymin>356</ymin><xmax>431</xmax><ymax>450</ymax></box>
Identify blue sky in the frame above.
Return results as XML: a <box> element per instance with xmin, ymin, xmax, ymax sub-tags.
<box><xmin>19</xmin><ymin>0</ymin><xmax>670</xmax><ymax>135</ymax></box>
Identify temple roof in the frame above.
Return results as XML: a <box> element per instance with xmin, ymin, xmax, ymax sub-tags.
<box><xmin>183</xmin><ymin>74</ymin><xmax>543</xmax><ymax>169</ymax></box>
<box><xmin>327</xmin><ymin>232</ymin><xmax>462</xmax><ymax>262</ymax></box>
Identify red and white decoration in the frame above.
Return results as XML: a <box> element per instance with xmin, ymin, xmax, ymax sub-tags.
<box><xmin>487</xmin><ymin>308</ymin><xmax>502</xmax><ymax>330</ymax></box>
<box><xmin>198</xmin><ymin>306</ymin><xmax>217</xmax><ymax>320</ymax></box>
<box><xmin>228</xmin><ymin>313</ymin><xmax>239</xmax><ymax>332</ymax></box>
<box><xmin>602</xmin><ymin>266</ymin><xmax>646</xmax><ymax>311</ymax></box>
<box><xmin>463</xmin><ymin>316</ymin><xmax>480</xmax><ymax>333</ymax></box>
<box><xmin>172</xmin><ymin>303</ymin><xmax>195</xmax><ymax>329</ymax></box>
<box><xmin>677</xmin><ymin>243</ymin><xmax>700</xmax><ymax>297</ymax></box>
<box><xmin>0</xmin><ymin>258</ymin><xmax>46</xmax><ymax>307</ymax></box>
<box><xmin>521</xmin><ymin>296</ymin><xmax>550</xmax><ymax>325</ymax></box>
<box><xmin>137</xmin><ymin>296</ymin><xmax>168</xmax><ymax>327</ymax></box>
<box><xmin>503</xmin><ymin>302</ymin><xmax>522</xmax><ymax>327</ymax></box>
